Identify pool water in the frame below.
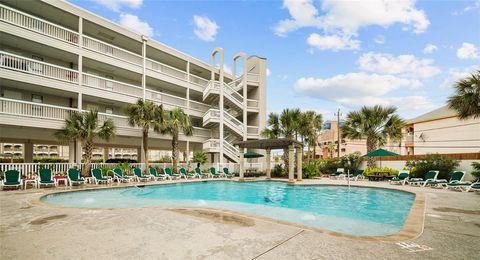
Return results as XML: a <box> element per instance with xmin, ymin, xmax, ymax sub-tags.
<box><xmin>41</xmin><ymin>181</ymin><xmax>415</xmax><ymax>236</ymax></box>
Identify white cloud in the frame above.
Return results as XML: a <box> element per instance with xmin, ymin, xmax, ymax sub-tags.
<box><xmin>118</xmin><ymin>13</ymin><xmax>153</xmax><ymax>37</ymax></box>
<box><xmin>275</xmin><ymin>0</ymin><xmax>429</xmax><ymax>50</ymax></box>
<box><xmin>266</xmin><ymin>69</ymin><xmax>271</xmax><ymax>77</ymax></box>
<box><xmin>423</xmin><ymin>44</ymin><xmax>438</xmax><ymax>54</ymax></box>
<box><xmin>440</xmin><ymin>65</ymin><xmax>480</xmax><ymax>89</ymax></box>
<box><xmin>374</xmin><ymin>35</ymin><xmax>385</xmax><ymax>44</ymax></box>
<box><xmin>456</xmin><ymin>42</ymin><xmax>480</xmax><ymax>60</ymax></box>
<box><xmin>357</xmin><ymin>52</ymin><xmax>441</xmax><ymax>80</ymax></box>
<box><xmin>193</xmin><ymin>15</ymin><xmax>219</xmax><ymax>42</ymax></box>
<box><xmin>95</xmin><ymin>0</ymin><xmax>143</xmax><ymax>12</ymax></box>
<box><xmin>452</xmin><ymin>0</ymin><xmax>480</xmax><ymax>15</ymax></box>
<box><xmin>294</xmin><ymin>72</ymin><xmax>412</xmax><ymax>100</ymax></box>
<box><xmin>307</xmin><ymin>33</ymin><xmax>360</xmax><ymax>51</ymax></box>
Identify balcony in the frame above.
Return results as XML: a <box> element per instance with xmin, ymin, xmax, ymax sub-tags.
<box><xmin>82</xmin><ymin>35</ymin><xmax>142</xmax><ymax>65</ymax></box>
<box><xmin>247</xmin><ymin>126</ymin><xmax>259</xmax><ymax>138</ymax></box>
<box><xmin>0</xmin><ymin>97</ymin><xmax>210</xmax><ymax>139</ymax></box>
<box><xmin>83</xmin><ymin>73</ymin><xmax>143</xmax><ymax>98</ymax></box>
<box><xmin>0</xmin><ymin>4</ymin><xmax>79</xmax><ymax>45</ymax></box>
<box><xmin>247</xmin><ymin>99</ymin><xmax>259</xmax><ymax>111</ymax></box>
<box><xmin>0</xmin><ymin>51</ymin><xmax>79</xmax><ymax>83</ymax></box>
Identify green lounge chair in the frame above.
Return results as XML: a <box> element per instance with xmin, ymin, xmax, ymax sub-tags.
<box><xmin>195</xmin><ymin>167</ymin><xmax>208</xmax><ymax>178</ymax></box>
<box><xmin>348</xmin><ymin>170</ymin><xmax>364</xmax><ymax>181</ymax></box>
<box><xmin>164</xmin><ymin>167</ymin><xmax>180</xmax><ymax>180</ymax></box>
<box><xmin>91</xmin><ymin>168</ymin><xmax>110</xmax><ymax>184</ymax></box>
<box><xmin>222</xmin><ymin>167</ymin><xmax>235</xmax><ymax>178</ymax></box>
<box><xmin>330</xmin><ymin>168</ymin><xmax>345</xmax><ymax>180</ymax></box>
<box><xmin>390</xmin><ymin>171</ymin><xmax>409</xmax><ymax>185</ymax></box>
<box><xmin>67</xmin><ymin>168</ymin><xmax>85</xmax><ymax>186</ymax></box>
<box><xmin>409</xmin><ymin>170</ymin><xmax>439</xmax><ymax>187</ymax></box>
<box><xmin>149</xmin><ymin>167</ymin><xmax>166</xmax><ymax>181</ymax></box>
<box><xmin>210</xmin><ymin>167</ymin><xmax>221</xmax><ymax>178</ymax></box>
<box><xmin>38</xmin><ymin>168</ymin><xmax>57</xmax><ymax>188</ymax></box>
<box><xmin>1</xmin><ymin>170</ymin><xmax>23</xmax><ymax>190</ymax></box>
<box><xmin>466</xmin><ymin>181</ymin><xmax>480</xmax><ymax>192</ymax></box>
<box><xmin>446</xmin><ymin>181</ymin><xmax>473</xmax><ymax>191</ymax></box>
<box><xmin>430</xmin><ymin>171</ymin><xmax>465</xmax><ymax>188</ymax></box>
<box><xmin>179</xmin><ymin>167</ymin><xmax>195</xmax><ymax>179</ymax></box>
<box><xmin>133</xmin><ymin>168</ymin><xmax>150</xmax><ymax>182</ymax></box>
<box><xmin>112</xmin><ymin>168</ymin><xmax>131</xmax><ymax>183</ymax></box>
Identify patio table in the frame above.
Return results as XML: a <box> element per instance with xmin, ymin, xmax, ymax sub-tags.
<box><xmin>23</xmin><ymin>178</ymin><xmax>38</xmax><ymax>189</ymax></box>
<box><xmin>53</xmin><ymin>176</ymin><xmax>68</xmax><ymax>186</ymax></box>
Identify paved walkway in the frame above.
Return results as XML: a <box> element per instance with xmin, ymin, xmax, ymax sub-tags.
<box><xmin>0</xmin><ymin>178</ymin><xmax>478</xmax><ymax>259</ymax></box>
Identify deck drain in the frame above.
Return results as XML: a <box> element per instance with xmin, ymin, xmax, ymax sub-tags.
<box><xmin>396</xmin><ymin>242</ymin><xmax>433</xmax><ymax>252</ymax></box>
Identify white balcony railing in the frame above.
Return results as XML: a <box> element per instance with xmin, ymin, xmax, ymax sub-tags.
<box><xmin>0</xmin><ymin>97</ymin><xmax>76</xmax><ymax>120</ymax></box>
<box><xmin>82</xmin><ymin>73</ymin><xmax>143</xmax><ymax>97</ymax></box>
<box><xmin>145</xmin><ymin>88</ymin><xmax>188</xmax><ymax>109</ymax></box>
<box><xmin>189</xmin><ymin>74</ymin><xmax>209</xmax><ymax>87</ymax></box>
<box><xmin>146</xmin><ymin>58</ymin><xmax>187</xmax><ymax>80</ymax></box>
<box><xmin>82</xmin><ymin>35</ymin><xmax>143</xmax><ymax>65</ymax></box>
<box><xmin>189</xmin><ymin>100</ymin><xmax>211</xmax><ymax>113</ymax></box>
<box><xmin>0</xmin><ymin>51</ymin><xmax>79</xmax><ymax>83</ymax></box>
<box><xmin>247</xmin><ymin>73</ymin><xmax>260</xmax><ymax>83</ymax></box>
<box><xmin>247</xmin><ymin>126</ymin><xmax>259</xmax><ymax>137</ymax></box>
<box><xmin>223</xmin><ymin>140</ymin><xmax>239</xmax><ymax>162</ymax></box>
<box><xmin>247</xmin><ymin>99</ymin><xmax>259</xmax><ymax>109</ymax></box>
<box><xmin>0</xmin><ymin>4</ymin><xmax>80</xmax><ymax>45</ymax></box>
<box><xmin>193</xmin><ymin>127</ymin><xmax>211</xmax><ymax>138</ymax></box>
<box><xmin>203</xmin><ymin>109</ymin><xmax>244</xmax><ymax>136</ymax></box>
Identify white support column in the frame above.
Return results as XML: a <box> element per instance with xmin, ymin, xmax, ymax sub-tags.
<box><xmin>212</xmin><ymin>48</ymin><xmax>224</xmax><ymax>164</ymax></box>
<box><xmin>24</xmin><ymin>142</ymin><xmax>33</xmax><ymax>163</ymax></box>
<box><xmin>75</xmin><ymin>140</ymin><xmax>82</xmax><ymax>164</ymax></box>
<box><xmin>297</xmin><ymin>147</ymin><xmax>303</xmax><ymax>181</ymax></box>
<box><xmin>288</xmin><ymin>144</ymin><xmax>295</xmax><ymax>184</ymax></box>
<box><xmin>266</xmin><ymin>148</ymin><xmax>271</xmax><ymax>180</ymax></box>
<box><xmin>186</xmin><ymin>140</ymin><xmax>190</xmax><ymax>163</ymax></box>
<box><xmin>142</xmin><ymin>36</ymin><xmax>148</xmax><ymax>100</ymax></box>
<box><xmin>239</xmin><ymin>147</ymin><xmax>245</xmax><ymax>181</ymax></box>
<box><xmin>68</xmin><ymin>141</ymin><xmax>75</xmax><ymax>163</ymax></box>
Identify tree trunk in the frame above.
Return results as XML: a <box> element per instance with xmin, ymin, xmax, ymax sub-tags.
<box><xmin>82</xmin><ymin>140</ymin><xmax>93</xmax><ymax>177</ymax></box>
<box><xmin>172</xmin><ymin>133</ymin><xmax>179</xmax><ymax>174</ymax></box>
<box><xmin>143</xmin><ymin>128</ymin><xmax>149</xmax><ymax>171</ymax></box>
<box><xmin>312</xmin><ymin>143</ymin><xmax>317</xmax><ymax>161</ymax></box>
<box><xmin>366</xmin><ymin>136</ymin><xmax>377</xmax><ymax>168</ymax></box>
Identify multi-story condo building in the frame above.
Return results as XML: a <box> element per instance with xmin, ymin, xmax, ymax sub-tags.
<box><xmin>0</xmin><ymin>0</ymin><xmax>267</xmax><ymax>164</ymax></box>
<box><xmin>405</xmin><ymin>106</ymin><xmax>480</xmax><ymax>155</ymax></box>
<box><xmin>0</xmin><ymin>143</ymin><xmax>69</xmax><ymax>160</ymax></box>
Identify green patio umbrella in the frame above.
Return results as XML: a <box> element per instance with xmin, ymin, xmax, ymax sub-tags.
<box><xmin>363</xmin><ymin>149</ymin><xmax>399</xmax><ymax>168</ymax></box>
<box><xmin>244</xmin><ymin>151</ymin><xmax>264</xmax><ymax>170</ymax></box>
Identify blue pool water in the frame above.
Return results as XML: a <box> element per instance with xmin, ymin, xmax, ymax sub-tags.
<box><xmin>41</xmin><ymin>181</ymin><xmax>415</xmax><ymax>236</ymax></box>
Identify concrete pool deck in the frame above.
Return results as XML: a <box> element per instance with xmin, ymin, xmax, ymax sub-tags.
<box><xmin>1</xmin><ymin>178</ymin><xmax>479</xmax><ymax>259</ymax></box>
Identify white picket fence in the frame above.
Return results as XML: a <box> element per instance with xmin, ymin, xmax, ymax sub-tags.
<box><xmin>0</xmin><ymin>162</ymin><xmax>253</xmax><ymax>178</ymax></box>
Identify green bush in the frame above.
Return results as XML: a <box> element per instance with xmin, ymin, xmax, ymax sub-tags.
<box><xmin>192</xmin><ymin>152</ymin><xmax>207</xmax><ymax>165</ymax></box>
<box><xmin>405</xmin><ymin>154</ymin><xmax>460</xmax><ymax>179</ymax></box>
<box><xmin>318</xmin><ymin>159</ymin><xmax>340</xmax><ymax>175</ymax></box>
<box><xmin>151</xmin><ymin>155</ymin><xmax>172</xmax><ymax>163</ymax></box>
<box><xmin>271</xmin><ymin>164</ymin><xmax>285</xmax><ymax>178</ymax></box>
<box><xmin>471</xmin><ymin>162</ymin><xmax>480</xmax><ymax>179</ymax></box>
<box><xmin>302</xmin><ymin>161</ymin><xmax>322</xmax><ymax>179</ymax></box>
<box><xmin>33</xmin><ymin>157</ymin><xmax>68</xmax><ymax>163</ymax></box>
<box><xmin>338</xmin><ymin>152</ymin><xmax>362</xmax><ymax>174</ymax></box>
<box><xmin>363</xmin><ymin>167</ymin><xmax>399</xmax><ymax>177</ymax></box>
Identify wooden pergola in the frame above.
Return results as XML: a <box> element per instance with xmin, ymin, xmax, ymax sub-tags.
<box><xmin>234</xmin><ymin>138</ymin><xmax>304</xmax><ymax>183</ymax></box>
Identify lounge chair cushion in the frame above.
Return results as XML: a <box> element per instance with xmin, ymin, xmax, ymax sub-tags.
<box><xmin>4</xmin><ymin>181</ymin><xmax>21</xmax><ymax>185</ymax></box>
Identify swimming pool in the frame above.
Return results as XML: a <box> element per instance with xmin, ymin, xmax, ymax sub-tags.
<box><xmin>41</xmin><ymin>181</ymin><xmax>415</xmax><ymax>236</ymax></box>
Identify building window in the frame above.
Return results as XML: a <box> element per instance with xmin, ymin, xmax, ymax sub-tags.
<box><xmin>32</xmin><ymin>94</ymin><xmax>43</xmax><ymax>103</ymax></box>
<box><xmin>105</xmin><ymin>107</ymin><xmax>113</xmax><ymax>114</ymax></box>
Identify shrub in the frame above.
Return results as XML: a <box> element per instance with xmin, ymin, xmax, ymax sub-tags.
<box><xmin>318</xmin><ymin>159</ymin><xmax>340</xmax><ymax>175</ymax></box>
<box><xmin>150</xmin><ymin>156</ymin><xmax>171</xmax><ymax>163</ymax></box>
<box><xmin>105</xmin><ymin>158</ymin><xmax>138</xmax><ymax>163</ymax></box>
<box><xmin>271</xmin><ymin>164</ymin><xmax>285</xmax><ymax>178</ymax></box>
<box><xmin>405</xmin><ymin>154</ymin><xmax>459</xmax><ymax>179</ymax></box>
<box><xmin>338</xmin><ymin>152</ymin><xmax>362</xmax><ymax>174</ymax></box>
<box><xmin>192</xmin><ymin>152</ymin><xmax>207</xmax><ymax>165</ymax></box>
<box><xmin>363</xmin><ymin>167</ymin><xmax>399</xmax><ymax>177</ymax></box>
<box><xmin>33</xmin><ymin>157</ymin><xmax>68</xmax><ymax>163</ymax></box>
<box><xmin>302</xmin><ymin>161</ymin><xmax>322</xmax><ymax>179</ymax></box>
<box><xmin>471</xmin><ymin>162</ymin><xmax>480</xmax><ymax>179</ymax></box>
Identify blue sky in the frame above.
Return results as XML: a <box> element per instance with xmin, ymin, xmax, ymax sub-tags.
<box><xmin>69</xmin><ymin>0</ymin><xmax>480</xmax><ymax>120</ymax></box>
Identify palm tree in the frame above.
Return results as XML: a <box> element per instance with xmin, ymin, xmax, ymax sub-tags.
<box><xmin>261</xmin><ymin>112</ymin><xmax>281</xmax><ymax>139</ymax></box>
<box><xmin>126</xmin><ymin>99</ymin><xmax>164</xmax><ymax>170</ymax></box>
<box><xmin>447</xmin><ymin>70</ymin><xmax>480</xmax><ymax>119</ymax></box>
<box><xmin>342</xmin><ymin>105</ymin><xmax>405</xmax><ymax>167</ymax></box>
<box><xmin>161</xmin><ymin>108</ymin><xmax>193</xmax><ymax>173</ymax></box>
<box><xmin>307</xmin><ymin>112</ymin><xmax>323</xmax><ymax>160</ymax></box>
<box><xmin>55</xmin><ymin>110</ymin><xmax>115</xmax><ymax>176</ymax></box>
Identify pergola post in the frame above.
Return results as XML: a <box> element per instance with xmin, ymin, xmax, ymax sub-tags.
<box><xmin>239</xmin><ymin>146</ymin><xmax>245</xmax><ymax>181</ymax></box>
<box><xmin>297</xmin><ymin>147</ymin><xmax>303</xmax><ymax>181</ymax></box>
<box><xmin>288</xmin><ymin>144</ymin><xmax>295</xmax><ymax>183</ymax></box>
<box><xmin>266</xmin><ymin>148</ymin><xmax>271</xmax><ymax>179</ymax></box>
